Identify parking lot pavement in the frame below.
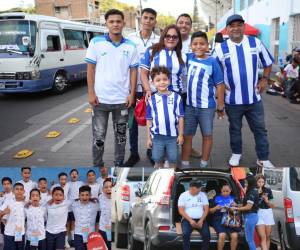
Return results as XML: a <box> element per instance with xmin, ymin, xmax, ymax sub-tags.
<box><xmin>0</xmin><ymin>82</ymin><xmax>300</xmax><ymax>167</ymax></box>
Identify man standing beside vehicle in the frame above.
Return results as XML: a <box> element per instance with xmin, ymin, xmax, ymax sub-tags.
<box><xmin>178</xmin><ymin>181</ymin><xmax>210</xmax><ymax>250</ymax></box>
<box><xmin>214</xmin><ymin>14</ymin><xmax>275</xmax><ymax>168</ymax></box>
<box><xmin>124</xmin><ymin>8</ymin><xmax>160</xmax><ymax>167</ymax></box>
<box><xmin>85</xmin><ymin>9</ymin><xmax>138</xmax><ymax>168</ymax></box>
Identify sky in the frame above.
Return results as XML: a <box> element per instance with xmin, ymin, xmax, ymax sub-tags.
<box><xmin>0</xmin><ymin>0</ymin><xmax>208</xmax><ymax>22</ymax></box>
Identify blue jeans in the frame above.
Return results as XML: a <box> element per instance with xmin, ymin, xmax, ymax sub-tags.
<box><xmin>225</xmin><ymin>101</ymin><xmax>269</xmax><ymax>160</ymax></box>
<box><xmin>244</xmin><ymin>213</ymin><xmax>258</xmax><ymax>250</ymax></box>
<box><xmin>152</xmin><ymin>135</ymin><xmax>179</xmax><ymax>164</ymax></box>
<box><xmin>129</xmin><ymin>92</ymin><xmax>143</xmax><ymax>155</ymax></box>
<box><xmin>181</xmin><ymin>218</ymin><xmax>210</xmax><ymax>250</ymax></box>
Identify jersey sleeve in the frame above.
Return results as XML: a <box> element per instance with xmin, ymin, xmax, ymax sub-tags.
<box><xmin>212</xmin><ymin>57</ymin><xmax>224</xmax><ymax>86</ymax></box>
<box><xmin>177</xmin><ymin>193</ymin><xmax>185</xmax><ymax>207</ymax></box>
<box><xmin>140</xmin><ymin>47</ymin><xmax>151</xmax><ymax>70</ymax></box>
<box><xmin>257</xmin><ymin>38</ymin><xmax>274</xmax><ymax>68</ymax></box>
<box><xmin>202</xmin><ymin>193</ymin><xmax>209</xmax><ymax>206</ymax></box>
<box><xmin>176</xmin><ymin>95</ymin><xmax>184</xmax><ymax>117</ymax></box>
<box><xmin>85</xmin><ymin>38</ymin><xmax>97</xmax><ymax>65</ymax></box>
<box><xmin>130</xmin><ymin>46</ymin><xmax>139</xmax><ymax>68</ymax></box>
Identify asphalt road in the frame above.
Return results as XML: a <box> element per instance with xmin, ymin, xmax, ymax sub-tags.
<box><xmin>0</xmin><ymin>80</ymin><xmax>300</xmax><ymax>167</ymax></box>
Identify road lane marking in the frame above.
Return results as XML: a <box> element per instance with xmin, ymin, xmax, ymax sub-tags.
<box><xmin>50</xmin><ymin>118</ymin><xmax>91</xmax><ymax>152</ymax></box>
<box><xmin>0</xmin><ymin>102</ymin><xmax>89</xmax><ymax>156</ymax></box>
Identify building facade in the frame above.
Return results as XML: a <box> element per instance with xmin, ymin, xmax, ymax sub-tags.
<box><xmin>217</xmin><ymin>0</ymin><xmax>300</xmax><ymax>63</ymax></box>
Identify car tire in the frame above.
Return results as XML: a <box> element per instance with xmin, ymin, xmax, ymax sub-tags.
<box><xmin>52</xmin><ymin>72</ymin><xmax>67</xmax><ymax>94</ymax></box>
<box><xmin>115</xmin><ymin>220</ymin><xmax>128</xmax><ymax>248</ymax></box>
<box><xmin>144</xmin><ymin>222</ymin><xmax>159</xmax><ymax>250</ymax></box>
<box><xmin>128</xmin><ymin>217</ymin><xmax>143</xmax><ymax>250</ymax></box>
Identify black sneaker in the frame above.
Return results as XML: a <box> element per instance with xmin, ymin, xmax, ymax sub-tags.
<box><xmin>124</xmin><ymin>154</ymin><xmax>140</xmax><ymax>167</ymax></box>
<box><xmin>146</xmin><ymin>149</ymin><xmax>155</xmax><ymax>166</ymax></box>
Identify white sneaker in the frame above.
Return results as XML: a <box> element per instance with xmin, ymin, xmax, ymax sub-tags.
<box><xmin>229</xmin><ymin>154</ymin><xmax>242</xmax><ymax>166</ymax></box>
<box><xmin>257</xmin><ymin>160</ymin><xmax>276</xmax><ymax>169</ymax></box>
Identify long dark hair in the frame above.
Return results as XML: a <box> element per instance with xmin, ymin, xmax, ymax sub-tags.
<box><xmin>150</xmin><ymin>24</ymin><xmax>185</xmax><ymax>65</ymax></box>
<box><xmin>246</xmin><ymin>175</ymin><xmax>257</xmax><ymax>193</ymax></box>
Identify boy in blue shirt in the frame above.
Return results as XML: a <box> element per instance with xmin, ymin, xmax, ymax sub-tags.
<box><xmin>146</xmin><ymin>66</ymin><xmax>184</xmax><ymax>168</ymax></box>
<box><xmin>182</xmin><ymin>31</ymin><xmax>225</xmax><ymax>168</ymax></box>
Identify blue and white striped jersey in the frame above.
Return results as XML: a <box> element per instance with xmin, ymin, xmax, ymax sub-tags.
<box><xmin>186</xmin><ymin>54</ymin><xmax>224</xmax><ymax>108</ymax></box>
<box><xmin>140</xmin><ymin>47</ymin><xmax>186</xmax><ymax>93</ymax></box>
<box><xmin>146</xmin><ymin>91</ymin><xmax>184</xmax><ymax>137</ymax></box>
<box><xmin>214</xmin><ymin>35</ymin><xmax>274</xmax><ymax>105</ymax></box>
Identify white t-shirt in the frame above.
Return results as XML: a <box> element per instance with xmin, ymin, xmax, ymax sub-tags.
<box><xmin>68</xmin><ymin>181</ymin><xmax>84</xmax><ymax>201</ymax></box>
<box><xmin>178</xmin><ymin>191</ymin><xmax>208</xmax><ymax>219</ymax></box>
<box><xmin>127</xmin><ymin>31</ymin><xmax>160</xmax><ymax>92</ymax></box>
<box><xmin>88</xmin><ymin>183</ymin><xmax>101</xmax><ymax>199</ymax></box>
<box><xmin>0</xmin><ymin>198</ymin><xmax>25</xmax><ymax>236</ymax></box>
<box><xmin>284</xmin><ymin>64</ymin><xmax>299</xmax><ymax>79</ymax></box>
<box><xmin>72</xmin><ymin>201</ymin><xmax>98</xmax><ymax>238</ymax></box>
<box><xmin>98</xmin><ymin>194</ymin><xmax>111</xmax><ymax>231</ymax></box>
<box><xmin>46</xmin><ymin>200</ymin><xmax>71</xmax><ymax>234</ymax></box>
<box><xmin>25</xmin><ymin>205</ymin><xmax>46</xmax><ymax>240</ymax></box>
<box><xmin>40</xmin><ymin>191</ymin><xmax>52</xmax><ymax>207</ymax></box>
<box><xmin>85</xmin><ymin>34</ymin><xmax>139</xmax><ymax>104</ymax></box>
<box><xmin>182</xmin><ymin>36</ymin><xmax>191</xmax><ymax>54</ymax></box>
<box><xmin>17</xmin><ymin>180</ymin><xmax>37</xmax><ymax>201</ymax></box>
<box><xmin>0</xmin><ymin>191</ymin><xmax>14</xmax><ymax>206</ymax></box>
<box><xmin>96</xmin><ymin>175</ymin><xmax>113</xmax><ymax>191</ymax></box>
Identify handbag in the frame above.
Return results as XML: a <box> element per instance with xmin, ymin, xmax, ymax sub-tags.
<box><xmin>134</xmin><ymin>96</ymin><xmax>147</xmax><ymax>126</ymax></box>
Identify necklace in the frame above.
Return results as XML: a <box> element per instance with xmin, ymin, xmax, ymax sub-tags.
<box><xmin>139</xmin><ymin>31</ymin><xmax>152</xmax><ymax>47</ymax></box>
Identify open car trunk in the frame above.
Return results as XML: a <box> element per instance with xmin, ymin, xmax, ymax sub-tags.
<box><xmin>170</xmin><ymin>170</ymin><xmax>242</xmax><ymax>242</ymax></box>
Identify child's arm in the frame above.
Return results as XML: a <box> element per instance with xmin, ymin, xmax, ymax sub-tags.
<box><xmin>146</xmin><ymin>120</ymin><xmax>153</xmax><ymax>149</ymax></box>
<box><xmin>216</xmin><ymin>83</ymin><xmax>225</xmax><ymax>119</ymax></box>
<box><xmin>0</xmin><ymin>206</ymin><xmax>10</xmax><ymax>219</ymax></box>
<box><xmin>177</xmin><ymin>117</ymin><xmax>184</xmax><ymax>145</ymax></box>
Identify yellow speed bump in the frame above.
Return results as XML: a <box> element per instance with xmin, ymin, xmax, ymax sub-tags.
<box><xmin>46</xmin><ymin>130</ymin><xmax>61</xmax><ymax>138</ymax></box>
<box><xmin>84</xmin><ymin>107</ymin><xmax>92</xmax><ymax>113</ymax></box>
<box><xmin>68</xmin><ymin>117</ymin><xmax>80</xmax><ymax>124</ymax></box>
<box><xmin>14</xmin><ymin>149</ymin><xmax>34</xmax><ymax>159</ymax></box>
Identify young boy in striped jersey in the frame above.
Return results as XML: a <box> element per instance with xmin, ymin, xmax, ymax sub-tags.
<box><xmin>146</xmin><ymin>66</ymin><xmax>184</xmax><ymax>168</ymax></box>
<box><xmin>182</xmin><ymin>31</ymin><xmax>225</xmax><ymax>168</ymax></box>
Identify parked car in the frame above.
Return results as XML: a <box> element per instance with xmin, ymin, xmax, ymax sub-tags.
<box><xmin>128</xmin><ymin>168</ymin><xmax>247</xmax><ymax>250</ymax></box>
<box><xmin>264</xmin><ymin>167</ymin><xmax>300</xmax><ymax>250</ymax></box>
<box><xmin>112</xmin><ymin>167</ymin><xmax>155</xmax><ymax>248</ymax></box>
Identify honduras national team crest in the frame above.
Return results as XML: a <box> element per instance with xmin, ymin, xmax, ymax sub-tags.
<box><xmin>123</xmin><ymin>50</ymin><xmax>129</xmax><ymax>57</ymax></box>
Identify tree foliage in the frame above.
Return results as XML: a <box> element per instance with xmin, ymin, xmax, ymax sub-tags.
<box><xmin>100</xmin><ymin>0</ymin><xmax>136</xmax><ymax>13</ymax></box>
<box><xmin>156</xmin><ymin>14</ymin><xmax>176</xmax><ymax>29</ymax></box>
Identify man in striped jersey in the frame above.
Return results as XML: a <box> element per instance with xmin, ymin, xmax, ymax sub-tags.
<box><xmin>214</xmin><ymin>14</ymin><xmax>275</xmax><ymax>169</ymax></box>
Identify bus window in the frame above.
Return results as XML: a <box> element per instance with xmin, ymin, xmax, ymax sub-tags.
<box><xmin>63</xmin><ymin>29</ymin><xmax>86</xmax><ymax>49</ymax></box>
<box><xmin>46</xmin><ymin>35</ymin><xmax>61</xmax><ymax>51</ymax></box>
<box><xmin>87</xmin><ymin>31</ymin><xmax>94</xmax><ymax>42</ymax></box>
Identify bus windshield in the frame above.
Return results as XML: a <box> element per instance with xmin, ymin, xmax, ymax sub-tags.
<box><xmin>0</xmin><ymin>20</ymin><xmax>36</xmax><ymax>54</ymax></box>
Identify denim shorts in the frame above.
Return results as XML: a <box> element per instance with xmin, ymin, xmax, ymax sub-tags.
<box><xmin>152</xmin><ymin>134</ymin><xmax>179</xmax><ymax>164</ymax></box>
<box><xmin>184</xmin><ymin>105</ymin><xmax>215</xmax><ymax>136</ymax></box>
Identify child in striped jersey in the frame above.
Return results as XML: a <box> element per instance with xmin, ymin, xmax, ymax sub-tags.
<box><xmin>182</xmin><ymin>31</ymin><xmax>225</xmax><ymax>168</ymax></box>
<box><xmin>146</xmin><ymin>66</ymin><xmax>184</xmax><ymax>168</ymax></box>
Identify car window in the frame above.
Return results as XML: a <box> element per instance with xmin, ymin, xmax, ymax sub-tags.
<box><xmin>142</xmin><ymin>172</ymin><xmax>157</xmax><ymax>196</ymax></box>
<box><xmin>264</xmin><ymin>169</ymin><xmax>283</xmax><ymax>191</ymax></box>
<box><xmin>127</xmin><ymin>168</ymin><xmax>154</xmax><ymax>182</ymax></box>
<box><xmin>149</xmin><ymin>174</ymin><xmax>161</xmax><ymax>195</ymax></box>
<box><xmin>290</xmin><ymin>167</ymin><xmax>300</xmax><ymax>191</ymax></box>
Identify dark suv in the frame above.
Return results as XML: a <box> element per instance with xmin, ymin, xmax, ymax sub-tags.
<box><xmin>128</xmin><ymin>168</ymin><xmax>246</xmax><ymax>250</ymax></box>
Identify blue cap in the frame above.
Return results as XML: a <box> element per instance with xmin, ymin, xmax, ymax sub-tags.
<box><xmin>226</xmin><ymin>14</ymin><xmax>245</xmax><ymax>26</ymax></box>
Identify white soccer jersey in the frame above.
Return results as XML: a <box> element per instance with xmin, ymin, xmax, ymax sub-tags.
<box><xmin>146</xmin><ymin>91</ymin><xmax>184</xmax><ymax>137</ymax></box>
<box><xmin>140</xmin><ymin>48</ymin><xmax>187</xmax><ymax>93</ymax></box>
<box><xmin>88</xmin><ymin>182</ymin><xmax>101</xmax><ymax>199</ymax></box>
<box><xmin>40</xmin><ymin>191</ymin><xmax>52</xmax><ymax>207</ymax></box>
<box><xmin>67</xmin><ymin>181</ymin><xmax>84</xmax><ymax>201</ymax></box>
<box><xmin>17</xmin><ymin>179</ymin><xmax>37</xmax><ymax>201</ymax></box>
<box><xmin>98</xmin><ymin>194</ymin><xmax>111</xmax><ymax>232</ymax></box>
<box><xmin>85</xmin><ymin>34</ymin><xmax>139</xmax><ymax>104</ymax></box>
<box><xmin>182</xmin><ymin>36</ymin><xmax>191</xmax><ymax>54</ymax></box>
<box><xmin>214</xmin><ymin>35</ymin><xmax>274</xmax><ymax>105</ymax></box>
<box><xmin>127</xmin><ymin>31</ymin><xmax>160</xmax><ymax>92</ymax></box>
<box><xmin>25</xmin><ymin>205</ymin><xmax>46</xmax><ymax>241</ymax></box>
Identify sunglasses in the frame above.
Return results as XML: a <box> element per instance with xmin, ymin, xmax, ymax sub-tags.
<box><xmin>164</xmin><ymin>34</ymin><xmax>179</xmax><ymax>40</ymax></box>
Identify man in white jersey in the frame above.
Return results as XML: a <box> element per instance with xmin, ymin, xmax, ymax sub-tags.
<box><xmin>96</xmin><ymin>167</ymin><xmax>113</xmax><ymax>189</ymax></box>
<box><xmin>17</xmin><ymin>167</ymin><xmax>37</xmax><ymax>201</ymax></box>
<box><xmin>178</xmin><ymin>181</ymin><xmax>210</xmax><ymax>250</ymax></box>
<box><xmin>124</xmin><ymin>8</ymin><xmax>159</xmax><ymax>167</ymax></box>
<box><xmin>85</xmin><ymin>9</ymin><xmax>138</xmax><ymax>168</ymax></box>
<box><xmin>0</xmin><ymin>178</ymin><xmax>14</xmax><ymax>206</ymax></box>
<box><xmin>214</xmin><ymin>14</ymin><xmax>275</xmax><ymax>168</ymax></box>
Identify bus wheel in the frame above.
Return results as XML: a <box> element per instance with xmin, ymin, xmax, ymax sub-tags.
<box><xmin>52</xmin><ymin>72</ymin><xmax>67</xmax><ymax>94</ymax></box>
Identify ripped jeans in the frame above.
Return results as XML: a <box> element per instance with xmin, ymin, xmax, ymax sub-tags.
<box><xmin>92</xmin><ymin>103</ymin><xmax>128</xmax><ymax>167</ymax></box>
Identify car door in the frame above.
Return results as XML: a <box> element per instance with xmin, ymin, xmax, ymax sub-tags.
<box><xmin>132</xmin><ymin>172</ymin><xmax>157</xmax><ymax>236</ymax></box>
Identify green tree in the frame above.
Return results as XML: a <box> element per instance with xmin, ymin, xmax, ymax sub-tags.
<box><xmin>100</xmin><ymin>0</ymin><xmax>136</xmax><ymax>12</ymax></box>
<box><xmin>156</xmin><ymin>14</ymin><xmax>176</xmax><ymax>29</ymax></box>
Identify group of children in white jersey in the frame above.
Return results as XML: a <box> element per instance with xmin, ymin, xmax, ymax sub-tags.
<box><xmin>0</xmin><ymin>167</ymin><xmax>112</xmax><ymax>250</ymax></box>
